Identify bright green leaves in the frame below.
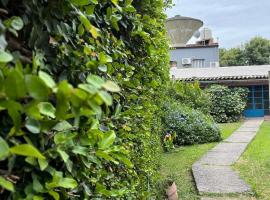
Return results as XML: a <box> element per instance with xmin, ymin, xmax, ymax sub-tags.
<box><xmin>25</xmin><ymin>118</ymin><xmax>41</xmax><ymax>134</ymax></box>
<box><xmin>25</xmin><ymin>75</ymin><xmax>49</xmax><ymax>101</ymax></box>
<box><xmin>4</xmin><ymin>16</ymin><xmax>24</xmax><ymax>37</ymax></box>
<box><xmin>98</xmin><ymin>91</ymin><xmax>112</xmax><ymax>106</ymax></box>
<box><xmin>0</xmin><ymin>176</ymin><xmax>14</xmax><ymax>192</ymax></box>
<box><xmin>10</xmin><ymin>144</ymin><xmax>45</xmax><ymax>159</ymax></box>
<box><xmin>102</xmin><ymin>80</ymin><xmax>120</xmax><ymax>92</ymax></box>
<box><xmin>79</xmin><ymin>14</ymin><xmax>100</xmax><ymax>39</ymax></box>
<box><xmin>38</xmin><ymin>71</ymin><xmax>56</xmax><ymax>89</ymax></box>
<box><xmin>86</xmin><ymin>74</ymin><xmax>104</xmax><ymax>89</ymax></box>
<box><xmin>4</xmin><ymin>69</ymin><xmax>26</xmax><ymax>99</ymax></box>
<box><xmin>99</xmin><ymin>52</ymin><xmax>112</xmax><ymax>64</ymax></box>
<box><xmin>6</xmin><ymin>16</ymin><xmax>24</xmax><ymax>31</ymax></box>
<box><xmin>98</xmin><ymin>130</ymin><xmax>116</xmax><ymax>149</ymax></box>
<box><xmin>0</xmin><ymin>137</ymin><xmax>9</xmax><ymax>161</ymax></box>
<box><xmin>38</xmin><ymin>102</ymin><xmax>56</xmax><ymax>118</ymax></box>
<box><xmin>0</xmin><ymin>49</ymin><xmax>13</xmax><ymax>63</ymax></box>
<box><xmin>46</xmin><ymin>171</ymin><xmax>77</xmax><ymax>189</ymax></box>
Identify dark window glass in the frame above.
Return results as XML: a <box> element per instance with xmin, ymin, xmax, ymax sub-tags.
<box><xmin>265</xmin><ymin>109</ymin><xmax>270</xmax><ymax>115</ymax></box>
<box><xmin>255</xmin><ymin>104</ymin><xmax>263</xmax><ymax>109</ymax></box>
<box><xmin>247</xmin><ymin>103</ymin><xmax>253</xmax><ymax>109</ymax></box>
<box><xmin>254</xmin><ymin>86</ymin><xmax>262</xmax><ymax>91</ymax></box>
<box><xmin>254</xmin><ymin>98</ymin><xmax>263</xmax><ymax>103</ymax></box>
<box><xmin>254</xmin><ymin>91</ymin><xmax>262</xmax><ymax>97</ymax></box>
<box><xmin>263</xmin><ymin>92</ymin><xmax>269</xmax><ymax>98</ymax></box>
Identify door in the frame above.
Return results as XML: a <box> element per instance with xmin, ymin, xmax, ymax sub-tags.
<box><xmin>244</xmin><ymin>85</ymin><xmax>269</xmax><ymax>117</ymax></box>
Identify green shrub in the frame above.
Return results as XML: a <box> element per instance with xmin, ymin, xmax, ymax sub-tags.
<box><xmin>163</xmin><ymin>81</ymin><xmax>211</xmax><ymax>114</ymax></box>
<box><xmin>0</xmin><ymin>0</ymin><xmax>171</xmax><ymax>199</ymax></box>
<box><xmin>163</xmin><ymin>104</ymin><xmax>221</xmax><ymax>145</ymax></box>
<box><xmin>206</xmin><ymin>85</ymin><xmax>248</xmax><ymax>123</ymax></box>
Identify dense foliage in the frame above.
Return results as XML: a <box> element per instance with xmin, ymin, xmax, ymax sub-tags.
<box><xmin>0</xmin><ymin>0</ymin><xmax>171</xmax><ymax>199</ymax></box>
<box><xmin>163</xmin><ymin>103</ymin><xmax>221</xmax><ymax>145</ymax></box>
<box><xmin>206</xmin><ymin>85</ymin><xmax>248</xmax><ymax>123</ymax></box>
<box><xmin>162</xmin><ymin>81</ymin><xmax>211</xmax><ymax>114</ymax></box>
<box><xmin>159</xmin><ymin>81</ymin><xmax>220</xmax><ymax>146</ymax></box>
<box><xmin>220</xmin><ymin>37</ymin><xmax>270</xmax><ymax>67</ymax></box>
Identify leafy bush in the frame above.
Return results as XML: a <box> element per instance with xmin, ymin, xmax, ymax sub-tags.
<box><xmin>0</xmin><ymin>0</ymin><xmax>171</xmax><ymax>199</ymax></box>
<box><xmin>206</xmin><ymin>85</ymin><xmax>248</xmax><ymax>123</ymax></box>
<box><xmin>163</xmin><ymin>81</ymin><xmax>211</xmax><ymax>114</ymax></box>
<box><xmin>163</xmin><ymin>104</ymin><xmax>221</xmax><ymax>145</ymax></box>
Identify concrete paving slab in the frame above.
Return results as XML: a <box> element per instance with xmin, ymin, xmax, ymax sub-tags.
<box><xmin>209</xmin><ymin>142</ymin><xmax>248</xmax><ymax>154</ymax></box>
<box><xmin>224</xmin><ymin>132</ymin><xmax>256</xmax><ymax>143</ymax></box>
<box><xmin>196</xmin><ymin>151</ymin><xmax>243</xmax><ymax>166</ymax></box>
<box><xmin>192</xmin><ymin>118</ymin><xmax>264</xmax><ymax>196</ymax></box>
<box><xmin>192</xmin><ymin>165</ymin><xmax>251</xmax><ymax>194</ymax></box>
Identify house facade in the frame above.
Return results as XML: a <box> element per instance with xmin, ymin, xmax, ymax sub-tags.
<box><xmin>170</xmin><ymin>44</ymin><xmax>219</xmax><ymax>68</ymax></box>
<box><xmin>170</xmin><ymin>65</ymin><xmax>270</xmax><ymax>117</ymax></box>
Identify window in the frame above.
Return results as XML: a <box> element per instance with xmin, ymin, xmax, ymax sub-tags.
<box><xmin>192</xmin><ymin>59</ymin><xmax>205</xmax><ymax>68</ymax></box>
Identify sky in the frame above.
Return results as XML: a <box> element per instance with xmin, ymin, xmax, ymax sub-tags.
<box><xmin>166</xmin><ymin>0</ymin><xmax>270</xmax><ymax>48</ymax></box>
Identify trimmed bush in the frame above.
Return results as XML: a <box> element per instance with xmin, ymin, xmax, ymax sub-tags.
<box><xmin>206</xmin><ymin>85</ymin><xmax>248</xmax><ymax>123</ymax></box>
<box><xmin>163</xmin><ymin>104</ymin><xmax>221</xmax><ymax>145</ymax></box>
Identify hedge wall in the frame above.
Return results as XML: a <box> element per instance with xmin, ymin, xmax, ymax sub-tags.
<box><xmin>0</xmin><ymin>0</ymin><xmax>171</xmax><ymax>199</ymax></box>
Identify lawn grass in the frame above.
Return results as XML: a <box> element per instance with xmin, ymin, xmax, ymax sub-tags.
<box><xmin>234</xmin><ymin>121</ymin><xmax>270</xmax><ymax>200</ymax></box>
<box><xmin>160</xmin><ymin>122</ymin><xmax>242</xmax><ymax>200</ymax></box>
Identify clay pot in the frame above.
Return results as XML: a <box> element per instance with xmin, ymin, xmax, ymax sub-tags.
<box><xmin>166</xmin><ymin>182</ymin><xmax>178</xmax><ymax>200</ymax></box>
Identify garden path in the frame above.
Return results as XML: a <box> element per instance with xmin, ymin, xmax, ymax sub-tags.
<box><xmin>192</xmin><ymin>118</ymin><xmax>264</xmax><ymax>196</ymax></box>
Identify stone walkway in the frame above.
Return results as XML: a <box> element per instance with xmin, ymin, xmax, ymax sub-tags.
<box><xmin>192</xmin><ymin>118</ymin><xmax>264</xmax><ymax>196</ymax></box>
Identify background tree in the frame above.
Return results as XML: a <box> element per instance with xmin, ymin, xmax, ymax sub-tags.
<box><xmin>219</xmin><ymin>37</ymin><xmax>270</xmax><ymax>66</ymax></box>
<box><xmin>219</xmin><ymin>47</ymin><xmax>245</xmax><ymax>66</ymax></box>
<box><xmin>245</xmin><ymin>37</ymin><xmax>270</xmax><ymax>65</ymax></box>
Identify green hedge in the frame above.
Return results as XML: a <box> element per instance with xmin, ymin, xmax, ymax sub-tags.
<box><xmin>163</xmin><ymin>103</ymin><xmax>221</xmax><ymax>145</ymax></box>
<box><xmin>206</xmin><ymin>85</ymin><xmax>248</xmax><ymax>123</ymax></box>
<box><xmin>0</xmin><ymin>0</ymin><xmax>171</xmax><ymax>199</ymax></box>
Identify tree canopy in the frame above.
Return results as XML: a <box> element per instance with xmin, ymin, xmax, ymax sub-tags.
<box><xmin>220</xmin><ymin>37</ymin><xmax>270</xmax><ymax>67</ymax></box>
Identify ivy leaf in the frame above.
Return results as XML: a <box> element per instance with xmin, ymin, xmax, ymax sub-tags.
<box><xmin>98</xmin><ymin>131</ymin><xmax>116</xmax><ymax>149</ymax></box>
<box><xmin>57</xmin><ymin>148</ymin><xmax>69</xmax><ymax>163</ymax></box>
<box><xmin>79</xmin><ymin>14</ymin><xmax>100</xmax><ymax>39</ymax></box>
<box><xmin>99</xmin><ymin>52</ymin><xmax>112</xmax><ymax>64</ymax></box>
<box><xmin>98</xmin><ymin>91</ymin><xmax>112</xmax><ymax>105</ymax></box>
<box><xmin>38</xmin><ymin>102</ymin><xmax>56</xmax><ymax>118</ymax></box>
<box><xmin>52</xmin><ymin>121</ymin><xmax>72</xmax><ymax>132</ymax></box>
<box><xmin>0</xmin><ymin>50</ymin><xmax>13</xmax><ymax>63</ymax></box>
<box><xmin>38</xmin><ymin>158</ymin><xmax>48</xmax><ymax>171</ymax></box>
<box><xmin>25</xmin><ymin>118</ymin><xmax>41</xmax><ymax>134</ymax></box>
<box><xmin>10</xmin><ymin>16</ymin><xmax>24</xmax><ymax>30</ymax></box>
<box><xmin>86</xmin><ymin>75</ymin><xmax>104</xmax><ymax>89</ymax></box>
<box><xmin>102</xmin><ymin>80</ymin><xmax>120</xmax><ymax>92</ymax></box>
<box><xmin>10</xmin><ymin>144</ymin><xmax>45</xmax><ymax>159</ymax></box>
<box><xmin>25</xmin><ymin>75</ymin><xmax>49</xmax><ymax>100</ymax></box>
<box><xmin>0</xmin><ymin>176</ymin><xmax>14</xmax><ymax>192</ymax></box>
<box><xmin>48</xmin><ymin>190</ymin><xmax>60</xmax><ymax>200</ymax></box>
<box><xmin>0</xmin><ymin>137</ymin><xmax>9</xmax><ymax>161</ymax></box>
<box><xmin>4</xmin><ymin>69</ymin><xmax>26</xmax><ymax>99</ymax></box>
<box><xmin>59</xmin><ymin>178</ymin><xmax>77</xmax><ymax>189</ymax></box>
<box><xmin>38</xmin><ymin>71</ymin><xmax>56</xmax><ymax>89</ymax></box>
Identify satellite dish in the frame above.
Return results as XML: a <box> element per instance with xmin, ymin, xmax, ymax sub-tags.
<box><xmin>193</xmin><ymin>30</ymin><xmax>200</xmax><ymax>38</ymax></box>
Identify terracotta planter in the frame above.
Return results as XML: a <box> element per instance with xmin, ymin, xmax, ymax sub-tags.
<box><xmin>166</xmin><ymin>182</ymin><xmax>178</xmax><ymax>200</ymax></box>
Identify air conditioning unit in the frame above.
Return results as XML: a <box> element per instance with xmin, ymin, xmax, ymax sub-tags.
<box><xmin>210</xmin><ymin>62</ymin><xmax>219</xmax><ymax>67</ymax></box>
<box><xmin>182</xmin><ymin>58</ymin><xmax>192</xmax><ymax>65</ymax></box>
